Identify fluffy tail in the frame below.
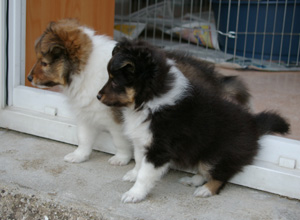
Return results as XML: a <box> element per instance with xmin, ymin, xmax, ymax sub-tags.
<box><xmin>255</xmin><ymin>111</ymin><xmax>290</xmax><ymax>136</ymax></box>
<box><xmin>221</xmin><ymin>76</ymin><xmax>251</xmax><ymax>106</ymax></box>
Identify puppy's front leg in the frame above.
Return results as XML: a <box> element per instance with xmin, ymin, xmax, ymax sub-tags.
<box><xmin>122</xmin><ymin>145</ymin><xmax>145</xmax><ymax>182</ymax></box>
<box><xmin>108</xmin><ymin>126</ymin><xmax>133</xmax><ymax>166</ymax></box>
<box><xmin>122</xmin><ymin>157</ymin><xmax>170</xmax><ymax>203</ymax></box>
<box><xmin>64</xmin><ymin>122</ymin><xmax>95</xmax><ymax>163</ymax></box>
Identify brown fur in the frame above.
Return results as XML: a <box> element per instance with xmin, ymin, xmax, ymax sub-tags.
<box><xmin>28</xmin><ymin>19</ymin><xmax>92</xmax><ymax>87</ymax></box>
<box><xmin>111</xmin><ymin>107</ymin><xmax>124</xmax><ymax>124</ymax></box>
<box><xmin>204</xmin><ymin>180</ymin><xmax>224</xmax><ymax>195</ymax></box>
<box><xmin>98</xmin><ymin>76</ymin><xmax>136</xmax><ymax>107</ymax></box>
<box><xmin>176</xmin><ymin>61</ymin><xmax>217</xmax><ymax>91</ymax></box>
<box><xmin>99</xmin><ymin>91</ymin><xmax>135</xmax><ymax>107</ymax></box>
<box><xmin>198</xmin><ymin>162</ymin><xmax>212</xmax><ymax>180</ymax></box>
<box><xmin>169</xmin><ymin>54</ymin><xmax>250</xmax><ymax>106</ymax></box>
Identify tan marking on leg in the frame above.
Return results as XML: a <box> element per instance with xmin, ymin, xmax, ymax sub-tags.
<box><xmin>204</xmin><ymin>179</ymin><xmax>223</xmax><ymax>195</ymax></box>
<box><xmin>198</xmin><ymin>162</ymin><xmax>212</xmax><ymax>180</ymax></box>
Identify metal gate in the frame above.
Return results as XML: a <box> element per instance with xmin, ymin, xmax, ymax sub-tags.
<box><xmin>114</xmin><ymin>0</ymin><xmax>300</xmax><ymax>71</ymax></box>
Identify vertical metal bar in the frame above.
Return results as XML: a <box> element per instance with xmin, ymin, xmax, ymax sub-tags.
<box><xmin>144</xmin><ymin>0</ymin><xmax>149</xmax><ymax>40</ymax></box>
<box><xmin>179</xmin><ymin>0</ymin><xmax>184</xmax><ymax>44</ymax></box>
<box><xmin>137</xmin><ymin>0</ymin><xmax>141</xmax><ymax>39</ymax></box>
<box><xmin>269</xmin><ymin>0</ymin><xmax>279</xmax><ymax>65</ymax></box>
<box><xmin>261</xmin><ymin>0</ymin><xmax>270</xmax><ymax>65</ymax></box>
<box><xmin>128</xmin><ymin>0</ymin><xmax>132</xmax><ymax>26</ymax></box>
<box><xmin>152</xmin><ymin>0</ymin><xmax>158</xmax><ymax>44</ymax></box>
<box><xmin>199</xmin><ymin>0</ymin><xmax>203</xmax><ymax>22</ymax></box>
<box><xmin>188</xmin><ymin>0</ymin><xmax>193</xmax><ymax>46</ymax></box>
<box><xmin>206</xmin><ymin>0</ymin><xmax>212</xmax><ymax>51</ymax></box>
<box><xmin>224</xmin><ymin>0</ymin><xmax>232</xmax><ymax>56</ymax></box>
<box><xmin>197</xmin><ymin>0</ymin><xmax>204</xmax><ymax>48</ymax></box>
<box><xmin>215</xmin><ymin>0</ymin><xmax>222</xmax><ymax>59</ymax></box>
<box><xmin>120</xmin><ymin>0</ymin><xmax>124</xmax><ymax>35</ymax></box>
<box><xmin>170</xmin><ymin>0</ymin><xmax>175</xmax><ymax>44</ymax></box>
<box><xmin>242</xmin><ymin>0</ymin><xmax>251</xmax><ymax>66</ymax></box>
<box><xmin>278</xmin><ymin>0</ymin><xmax>288</xmax><ymax>64</ymax></box>
<box><xmin>287</xmin><ymin>0</ymin><xmax>297</xmax><ymax>65</ymax></box>
<box><xmin>161</xmin><ymin>0</ymin><xmax>166</xmax><ymax>45</ymax></box>
<box><xmin>233</xmin><ymin>0</ymin><xmax>240</xmax><ymax>63</ymax></box>
<box><xmin>297</xmin><ymin>36</ymin><xmax>300</xmax><ymax>66</ymax></box>
<box><xmin>252</xmin><ymin>0</ymin><xmax>260</xmax><ymax>60</ymax></box>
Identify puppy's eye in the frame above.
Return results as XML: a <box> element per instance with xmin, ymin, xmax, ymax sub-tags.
<box><xmin>41</xmin><ymin>61</ymin><xmax>48</xmax><ymax>67</ymax></box>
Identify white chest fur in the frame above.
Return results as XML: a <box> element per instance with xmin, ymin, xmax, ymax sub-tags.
<box><xmin>123</xmin><ymin>107</ymin><xmax>153</xmax><ymax>148</ymax></box>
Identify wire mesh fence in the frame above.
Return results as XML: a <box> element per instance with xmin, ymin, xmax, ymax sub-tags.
<box><xmin>114</xmin><ymin>0</ymin><xmax>300</xmax><ymax>71</ymax></box>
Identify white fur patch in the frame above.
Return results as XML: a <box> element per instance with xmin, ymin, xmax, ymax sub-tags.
<box><xmin>123</xmin><ymin>140</ymin><xmax>148</xmax><ymax>183</ymax></box>
<box><xmin>122</xmin><ymin>158</ymin><xmax>170</xmax><ymax>203</ymax></box>
<box><xmin>62</xmin><ymin>27</ymin><xmax>132</xmax><ymax>164</ymax></box>
<box><xmin>194</xmin><ymin>185</ymin><xmax>213</xmax><ymax>197</ymax></box>
<box><xmin>123</xmin><ymin>107</ymin><xmax>153</xmax><ymax>148</ymax></box>
<box><xmin>123</xmin><ymin>168</ymin><xmax>139</xmax><ymax>182</ymax></box>
<box><xmin>179</xmin><ymin>174</ymin><xmax>206</xmax><ymax>187</ymax></box>
<box><xmin>146</xmin><ymin>59</ymin><xmax>190</xmax><ymax>113</ymax></box>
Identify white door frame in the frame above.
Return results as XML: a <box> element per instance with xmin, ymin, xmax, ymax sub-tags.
<box><xmin>0</xmin><ymin>0</ymin><xmax>299</xmax><ymax>200</ymax></box>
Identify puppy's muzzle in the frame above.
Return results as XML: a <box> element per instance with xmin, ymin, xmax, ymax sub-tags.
<box><xmin>96</xmin><ymin>93</ymin><xmax>102</xmax><ymax>100</ymax></box>
<box><xmin>27</xmin><ymin>75</ymin><xmax>33</xmax><ymax>82</ymax></box>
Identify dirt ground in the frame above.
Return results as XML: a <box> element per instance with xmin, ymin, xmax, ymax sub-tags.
<box><xmin>0</xmin><ymin>186</ymin><xmax>106</xmax><ymax>220</ymax></box>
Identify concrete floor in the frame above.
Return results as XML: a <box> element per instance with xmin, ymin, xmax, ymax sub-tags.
<box><xmin>1</xmin><ymin>128</ymin><xmax>300</xmax><ymax>220</ymax></box>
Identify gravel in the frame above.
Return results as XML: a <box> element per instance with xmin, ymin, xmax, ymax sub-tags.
<box><xmin>0</xmin><ymin>186</ymin><xmax>106</xmax><ymax>220</ymax></box>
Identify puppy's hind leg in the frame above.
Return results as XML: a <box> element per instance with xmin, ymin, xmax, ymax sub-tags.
<box><xmin>194</xmin><ymin>179</ymin><xmax>223</xmax><ymax>198</ymax></box>
<box><xmin>180</xmin><ymin>162</ymin><xmax>211</xmax><ymax>187</ymax></box>
<box><xmin>64</xmin><ymin>122</ymin><xmax>96</xmax><ymax>163</ymax></box>
<box><xmin>179</xmin><ymin>174</ymin><xmax>206</xmax><ymax>187</ymax></box>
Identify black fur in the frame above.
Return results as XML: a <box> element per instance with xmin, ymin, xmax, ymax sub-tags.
<box><xmin>115</xmin><ymin>38</ymin><xmax>250</xmax><ymax>106</ymax></box>
<box><xmin>102</xmin><ymin>39</ymin><xmax>290</xmax><ymax>195</ymax></box>
<box><xmin>106</xmin><ymin>42</ymin><xmax>174</xmax><ymax>109</ymax></box>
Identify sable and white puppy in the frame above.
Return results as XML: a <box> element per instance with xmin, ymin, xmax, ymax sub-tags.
<box><xmin>98</xmin><ymin>39</ymin><xmax>290</xmax><ymax>203</ymax></box>
<box><xmin>27</xmin><ymin>19</ymin><xmax>132</xmax><ymax>165</ymax></box>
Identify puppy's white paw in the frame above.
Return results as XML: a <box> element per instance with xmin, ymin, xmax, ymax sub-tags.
<box><xmin>179</xmin><ymin>175</ymin><xmax>205</xmax><ymax>187</ymax></box>
<box><xmin>108</xmin><ymin>155</ymin><xmax>131</xmax><ymax>166</ymax></box>
<box><xmin>64</xmin><ymin>151</ymin><xmax>89</xmax><ymax>163</ymax></box>
<box><xmin>179</xmin><ymin>177</ymin><xmax>195</xmax><ymax>186</ymax></box>
<box><xmin>194</xmin><ymin>185</ymin><xmax>213</xmax><ymax>198</ymax></box>
<box><xmin>122</xmin><ymin>169</ymin><xmax>138</xmax><ymax>182</ymax></box>
<box><xmin>122</xmin><ymin>190</ymin><xmax>146</xmax><ymax>203</ymax></box>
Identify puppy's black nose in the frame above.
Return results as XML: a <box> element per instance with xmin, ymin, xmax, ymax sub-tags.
<box><xmin>27</xmin><ymin>75</ymin><xmax>33</xmax><ymax>82</ymax></box>
<box><xmin>97</xmin><ymin>93</ymin><xmax>102</xmax><ymax>100</ymax></box>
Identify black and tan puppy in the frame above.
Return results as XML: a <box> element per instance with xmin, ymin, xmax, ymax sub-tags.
<box><xmin>98</xmin><ymin>39</ymin><xmax>289</xmax><ymax>203</ymax></box>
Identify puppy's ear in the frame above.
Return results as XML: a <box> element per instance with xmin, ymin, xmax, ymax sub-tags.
<box><xmin>47</xmin><ymin>21</ymin><xmax>56</xmax><ymax>30</ymax></box>
<box><xmin>49</xmin><ymin>44</ymin><xmax>65</xmax><ymax>56</ymax></box>
<box><xmin>112</xmin><ymin>45</ymin><xmax>121</xmax><ymax>56</ymax></box>
<box><xmin>113</xmin><ymin>38</ymin><xmax>133</xmax><ymax>56</ymax></box>
<box><xmin>118</xmin><ymin>60</ymin><xmax>135</xmax><ymax>73</ymax></box>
